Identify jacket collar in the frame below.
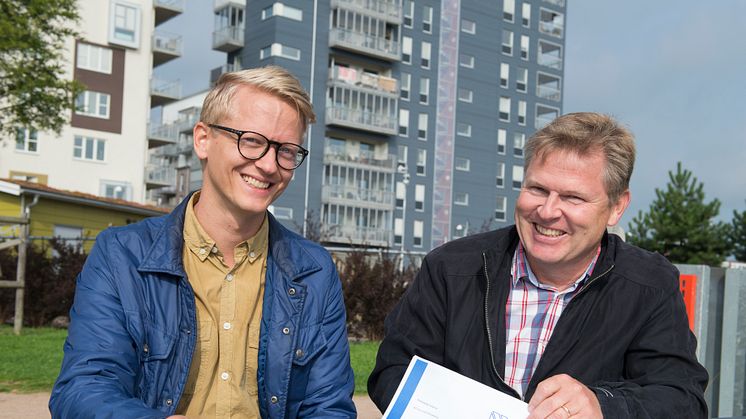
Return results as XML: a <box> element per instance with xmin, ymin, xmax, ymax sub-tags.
<box><xmin>137</xmin><ymin>191</ymin><xmax>322</xmax><ymax>282</ymax></box>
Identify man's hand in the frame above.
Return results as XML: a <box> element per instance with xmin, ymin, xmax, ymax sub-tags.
<box><xmin>166</xmin><ymin>416</ymin><xmax>188</xmax><ymax>419</ymax></box>
<box><xmin>526</xmin><ymin>374</ymin><xmax>602</xmax><ymax>419</ymax></box>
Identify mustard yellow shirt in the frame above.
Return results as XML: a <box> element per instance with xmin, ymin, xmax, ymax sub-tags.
<box><xmin>176</xmin><ymin>193</ymin><xmax>268</xmax><ymax>419</ymax></box>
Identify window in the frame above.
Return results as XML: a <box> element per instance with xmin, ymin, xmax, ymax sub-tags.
<box><xmin>415</xmin><ymin>184</ymin><xmax>425</xmax><ymax>211</ymax></box>
<box><xmin>458</xmin><ymin>88</ymin><xmax>473</xmax><ymax>103</ymax></box>
<box><xmin>520</xmin><ymin>35</ymin><xmax>529</xmax><ymax>60</ymax></box>
<box><xmin>101</xmin><ymin>181</ymin><xmax>132</xmax><ymax>200</ymax></box>
<box><xmin>496</xmin><ymin>162</ymin><xmax>505</xmax><ymax>187</ymax></box>
<box><xmin>459</xmin><ymin>53</ymin><xmax>474</xmax><ymax>68</ymax></box>
<box><xmin>75</xmin><ymin>91</ymin><xmax>110</xmax><ymax>119</ymax></box>
<box><xmin>418</xmin><ymin>113</ymin><xmax>428</xmax><ymax>140</ymax></box>
<box><xmin>538</xmin><ymin>39</ymin><xmax>563</xmax><ymax>69</ymax></box>
<box><xmin>270</xmin><ymin>206</ymin><xmax>294</xmax><ymax>220</ymax></box>
<box><xmin>455</xmin><ymin>192</ymin><xmax>469</xmax><ymax>206</ymax></box>
<box><xmin>399</xmin><ymin>109</ymin><xmax>410</xmax><ymax>136</ymax></box>
<box><xmin>522</xmin><ymin>3</ymin><xmax>531</xmax><ymax>27</ymax></box>
<box><xmin>413</xmin><ymin>220</ymin><xmax>424</xmax><ymax>247</ymax></box>
<box><xmin>421</xmin><ymin>41</ymin><xmax>431</xmax><ymax>68</ymax></box>
<box><xmin>461</xmin><ymin>18</ymin><xmax>476</xmax><ymax>34</ymax></box>
<box><xmin>401</xmin><ymin>72</ymin><xmax>411</xmax><ymax>100</ymax></box>
<box><xmin>394</xmin><ymin>218</ymin><xmax>404</xmax><ymax>245</ymax></box>
<box><xmin>499</xmin><ymin>96</ymin><xmax>511</xmax><ymax>121</ymax></box>
<box><xmin>518</xmin><ymin>100</ymin><xmax>527</xmax><ymax>125</ymax></box>
<box><xmin>512</xmin><ymin>165</ymin><xmax>524</xmax><ymax>189</ymax></box>
<box><xmin>398</xmin><ymin>145</ymin><xmax>408</xmax><ymax>165</ymax></box>
<box><xmin>457</xmin><ymin>122</ymin><xmax>472</xmax><ymax>137</ymax></box>
<box><xmin>261</xmin><ymin>3</ymin><xmax>302</xmax><ymax>21</ymax></box>
<box><xmin>396</xmin><ymin>182</ymin><xmax>406</xmax><ymax>208</ymax></box>
<box><xmin>503</xmin><ymin>0</ymin><xmax>515</xmax><ymax>21</ymax></box>
<box><xmin>54</xmin><ymin>225</ymin><xmax>83</xmax><ymax>250</ymax></box>
<box><xmin>402</xmin><ymin>36</ymin><xmax>413</xmax><ymax>64</ymax></box>
<box><xmin>419</xmin><ymin>77</ymin><xmax>430</xmax><ymax>104</ymax></box>
<box><xmin>539</xmin><ymin>8</ymin><xmax>564</xmax><ymax>38</ymax></box>
<box><xmin>516</xmin><ymin>67</ymin><xmax>528</xmax><ymax>92</ymax></box>
<box><xmin>514</xmin><ymin>132</ymin><xmax>526</xmax><ymax>157</ymax></box>
<box><xmin>403</xmin><ymin>0</ymin><xmax>414</xmax><ymax>27</ymax></box>
<box><xmin>502</xmin><ymin>30</ymin><xmax>513</xmax><ymax>55</ymax></box>
<box><xmin>74</xmin><ymin>136</ymin><xmax>106</xmax><ymax>162</ymax></box>
<box><xmin>15</xmin><ymin>128</ymin><xmax>38</xmax><ymax>153</ymax></box>
<box><xmin>495</xmin><ymin>196</ymin><xmax>507</xmax><ymax>221</ymax></box>
<box><xmin>77</xmin><ymin>43</ymin><xmax>112</xmax><ymax>73</ymax></box>
<box><xmin>455</xmin><ymin>157</ymin><xmax>470</xmax><ymax>171</ymax></box>
<box><xmin>423</xmin><ymin>5</ymin><xmax>433</xmax><ymax>32</ymax></box>
<box><xmin>259</xmin><ymin>43</ymin><xmax>300</xmax><ymax>60</ymax></box>
<box><xmin>500</xmin><ymin>63</ymin><xmax>510</xmax><ymax>88</ymax></box>
<box><xmin>417</xmin><ymin>149</ymin><xmax>426</xmax><ymax>175</ymax></box>
<box><xmin>497</xmin><ymin>129</ymin><xmax>507</xmax><ymax>154</ymax></box>
<box><xmin>108</xmin><ymin>1</ymin><xmax>140</xmax><ymax>48</ymax></box>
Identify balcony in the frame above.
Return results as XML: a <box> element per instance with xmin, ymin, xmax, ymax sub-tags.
<box><xmin>322</xmin><ymin>185</ymin><xmax>394</xmax><ymax>209</ymax></box>
<box><xmin>538</xmin><ymin>40</ymin><xmax>563</xmax><ymax>70</ymax></box>
<box><xmin>214</xmin><ymin>0</ymin><xmax>245</xmax><ymax>10</ymax></box>
<box><xmin>210</xmin><ymin>63</ymin><xmax>241</xmax><ymax>84</ymax></box>
<box><xmin>212</xmin><ymin>25</ymin><xmax>244</xmax><ymax>52</ymax></box>
<box><xmin>147</xmin><ymin>112</ymin><xmax>198</xmax><ymax>148</ymax></box>
<box><xmin>326</xmin><ymin>105</ymin><xmax>397</xmax><ymax>135</ymax></box>
<box><xmin>150</xmin><ymin>78</ymin><xmax>181</xmax><ymax>107</ymax></box>
<box><xmin>330</xmin><ymin>0</ymin><xmax>402</xmax><ymax>23</ymax></box>
<box><xmin>326</xmin><ymin>224</ymin><xmax>391</xmax><ymax>247</ymax></box>
<box><xmin>145</xmin><ymin>164</ymin><xmax>176</xmax><ymax>189</ymax></box>
<box><xmin>539</xmin><ymin>9</ymin><xmax>564</xmax><ymax>38</ymax></box>
<box><xmin>535</xmin><ymin>105</ymin><xmax>559</xmax><ymax>130</ymax></box>
<box><xmin>154</xmin><ymin>0</ymin><xmax>184</xmax><ymax>25</ymax></box>
<box><xmin>329</xmin><ymin>27</ymin><xmax>400</xmax><ymax>61</ymax></box>
<box><xmin>152</xmin><ymin>31</ymin><xmax>182</xmax><ymax>67</ymax></box>
<box><xmin>329</xmin><ymin>66</ymin><xmax>398</xmax><ymax>95</ymax></box>
<box><xmin>537</xmin><ymin>74</ymin><xmax>561</xmax><ymax>102</ymax></box>
<box><xmin>543</xmin><ymin>0</ymin><xmax>565</xmax><ymax>7</ymax></box>
<box><xmin>323</xmin><ymin>151</ymin><xmax>397</xmax><ymax>171</ymax></box>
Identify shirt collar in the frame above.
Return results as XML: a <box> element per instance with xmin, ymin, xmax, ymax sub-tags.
<box><xmin>510</xmin><ymin>241</ymin><xmax>600</xmax><ymax>293</ymax></box>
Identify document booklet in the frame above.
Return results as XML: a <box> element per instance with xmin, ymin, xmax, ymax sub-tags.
<box><xmin>382</xmin><ymin>356</ymin><xmax>529</xmax><ymax>419</ymax></box>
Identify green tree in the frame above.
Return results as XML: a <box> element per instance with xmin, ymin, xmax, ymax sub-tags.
<box><xmin>730</xmin><ymin>206</ymin><xmax>746</xmax><ymax>262</ymax></box>
<box><xmin>0</xmin><ymin>0</ymin><xmax>81</xmax><ymax>138</ymax></box>
<box><xmin>627</xmin><ymin>162</ymin><xmax>732</xmax><ymax>266</ymax></box>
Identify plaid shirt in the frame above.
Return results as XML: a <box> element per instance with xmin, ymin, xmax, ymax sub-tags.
<box><xmin>504</xmin><ymin>243</ymin><xmax>600</xmax><ymax>397</ymax></box>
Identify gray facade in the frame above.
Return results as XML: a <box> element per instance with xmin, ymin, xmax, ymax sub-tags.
<box><xmin>209</xmin><ymin>0</ymin><xmax>567</xmax><ymax>255</ymax></box>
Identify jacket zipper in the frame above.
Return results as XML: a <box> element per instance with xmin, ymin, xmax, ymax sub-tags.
<box><xmin>482</xmin><ymin>252</ymin><xmax>523</xmax><ymax>401</ymax></box>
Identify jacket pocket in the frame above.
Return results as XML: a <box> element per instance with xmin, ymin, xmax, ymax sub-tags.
<box><xmin>291</xmin><ymin>324</ymin><xmax>327</xmax><ymax>367</ymax></box>
<box><xmin>141</xmin><ymin>324</ymin><xmax>177</xmax><ymax>405</ymax></box>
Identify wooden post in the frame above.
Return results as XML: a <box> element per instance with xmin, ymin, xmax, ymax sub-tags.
<box><xmin>13</xmin><ymin>221</ymin><xmax>27</xmax><ymax>335</ymax></box>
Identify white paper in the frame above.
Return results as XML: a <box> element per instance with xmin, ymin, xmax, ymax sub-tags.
<box><xmin>382</xmin><ymin>356</ymin><xmax>529</xmax><ymax>419</ymax></box>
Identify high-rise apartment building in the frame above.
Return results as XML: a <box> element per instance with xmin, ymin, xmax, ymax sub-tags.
<box><xmin>149</xmin><ymin>0</ymin><xmax>567</xmax><ymax>256</ymax></box>
<box><xmin>1</xmin><ymin>0</ymin><xmax>185</xmax><ymax>203</ymax></box>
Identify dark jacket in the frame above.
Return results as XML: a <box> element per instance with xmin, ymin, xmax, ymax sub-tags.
<box><xmin>368</xmin><ymin>226</ymin><xmax>708</xmax><ymax>418</ymax></box>
<box><xmin>50</xmin><ymin>195</ymin><xmax>356</xmax><ymax>418</ymax></box>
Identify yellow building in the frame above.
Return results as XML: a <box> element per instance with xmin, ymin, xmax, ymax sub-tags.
<box><xmin>0</xmin><ymin>179</ymin><xmax>168</xmax><ymax>252</ymax></box>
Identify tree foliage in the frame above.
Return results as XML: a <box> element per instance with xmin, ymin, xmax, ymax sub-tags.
<box><xmin>627</xmin><ymin>162</ymin><xmax>732</xmax><ymax>266</ymax></box>
<box><xmin>731</xmin><ymin>206</ymin><xmax>746</xmax><ymax>262</ymax></box>
<box><xmin>0</xmin><ymin>0</ymin><xmax>82</xmax><ymax>138</ymax></box>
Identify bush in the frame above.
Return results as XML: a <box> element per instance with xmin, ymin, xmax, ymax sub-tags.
<box><xmin>0</xmin><ymin>239</ymin><xmax>86</xmax><ymax>326</ymax></box>
<box><xmin>339</xmin><ymin>250</ymin><xmax>415</xmax><ymax>340</ymax></box>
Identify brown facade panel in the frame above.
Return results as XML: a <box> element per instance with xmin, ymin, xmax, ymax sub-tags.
<box><xmin>71</xmin><ymin>41</ymin><xmax>125</xmax><ymax>134</ymax></box>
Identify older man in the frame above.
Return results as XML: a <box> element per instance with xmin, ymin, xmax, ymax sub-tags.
<box><xmin>368</xmin><ymin>113</ymin><xmax>708</xmax><ymax>418</ymax></box>
<box><xmin>51</xmin><ymin>66</ymin><xmax>356</xmax><ymax>418</ymax></box>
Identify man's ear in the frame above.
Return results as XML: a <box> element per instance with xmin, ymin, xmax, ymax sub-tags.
<box><xmin>193</xmin><ymin>122</ymin><xmax>210</xmax><ymax>160</ymax></box>
<box><xmin>607</xmin><ymin>189</ymin><xmax>631</xmax><ymax>226</ymax></box>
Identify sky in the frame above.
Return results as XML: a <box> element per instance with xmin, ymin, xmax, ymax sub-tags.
<box><xmin>156</xmin><ymin>0</ymin><xmax>746</xmax><ymax>229</ymax></box>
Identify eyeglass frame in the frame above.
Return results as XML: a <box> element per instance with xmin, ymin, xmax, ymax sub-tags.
<box><xmin>208</xmin><ymin>123</ymin><xmax>309</xmax><ymax>170</ymax></box>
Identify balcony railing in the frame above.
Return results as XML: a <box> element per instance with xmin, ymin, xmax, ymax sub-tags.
<box><xmin>154</xmin><ymin>0</ymin><xmax>184</xmax><ymax>25</ymax></box>
<box><xmin>537</xmin><ymin>85</ymin><xmax>561</xmax><ymax>101</ymax></box>
<box><xmin>326</xmin><ymin>224</ymin><xmax>391</xmax><ymax>247</ymax></box>
<box><xmin>150</xmin><ymin>78</ymin><xmax>181</xmax><ymax>107</ymax></box>
<box><xmin>145</xmin><ymin>164</ymin><xmax>176</xmax><ymax>189</ymax></box>
<box><xmin>212</xmin><ymin>25</ymin><xmax>244</xmax><ymax>52</ymax></box>
<box><xmin>543</xmin><ymin>0</ymin><xmax>565</xmax><ymax>7</ymax></box>
<box><xmin>535</xmin><ymin>114</ymin><xmax>557</xmax><ymax>130</ymax></box>
<box><xmin>152</xmin><ymin>31</ymin><xmax>182</xmax><ymax>66</ymax></box>
<box><xmin>538</xmin><ymin>53</ymin><xmax>562</xmax><ymax>70</ymax></box>
<box><xmin>214</xmin><ymin>0</ymin><xmax>244</xmax><ymax>10</ymax></box>
<box><xmin>323</xmin><ymin>151</ymin><xmax>396</xmax><ymax>170</ymax></box>
<box><xmin>326</xmin><ymin>104</ymin><xmax>397</xmax><ymax>135</ymax></box>
<box><xmin>539</xmin><ymin>20</ymin><xmax>564</xmax><ymax>38</ymax></box>
<box><xmin>322</xmin><ymin>185</ymin><xmax>394</xmax><ymax>207</ymax></box>
<box><xmin>148</xmin><ymin>112</ymin><xmax>198</xmax><ymax>148</ymax></box>
<box><xmin>329</xmin><ymin>27</ymin><xmax>400</xmax><ymax>61</ymax></box>
<box><xmin>331</xmin><ymin>0</ymin><xmax>402</xmax><ymax>22</ymax></box>
<box><xmin>329</xmin><ymin>66</ymin><xmax>398</xmax><ymax>95</ymax></box>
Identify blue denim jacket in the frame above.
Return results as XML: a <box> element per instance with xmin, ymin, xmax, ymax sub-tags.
<box><xmin>50</xmin><ymin>196</ymin><xmax>356</xmax><ymax>418</ymax></box>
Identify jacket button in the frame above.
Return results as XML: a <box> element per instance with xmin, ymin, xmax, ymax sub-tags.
<box><xmin>288</xmin><ymin>287</ymin><xmax>296</xmax><ymax>296</ymax></box>
<box><xmin>270</xmin><ymin>395</ymin><xmax>279</xmax><ymax>404</ymax></box>
<box><xmin>143</xmin><ymin>344</ymin><xmax>149</xmax><ymax>354</ymax></box>
<box><xmin>295</xmin><ymin>348</ymin><xmax>304</xmax><ymax>358</ymax></box>
<box><xmin>165</xmin><ymin>398</ymin><xmax>173</xmax><ymax>406</ymax></box>
<box><xmin>282</xmin><ymin>327</ymin><xmax>290</xmax><ymax>335</ymax></box>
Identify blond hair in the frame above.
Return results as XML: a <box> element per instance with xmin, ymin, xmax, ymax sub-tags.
<box><xmin>200</xmin><ymin>66</ymin><xmax>316</xmax><ymax>133</ymax></box>
<box><xmin>525</xmin><ymin>112</ymin><xmax>636</xmax><ymax>203</ymax></box>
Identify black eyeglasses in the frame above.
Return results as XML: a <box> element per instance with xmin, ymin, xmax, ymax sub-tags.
<box><xmin>208</xmin><ymin>124</ymin><xmax>309</xmax><ymax>170</ymax></box>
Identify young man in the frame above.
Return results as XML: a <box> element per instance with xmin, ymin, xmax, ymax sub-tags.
<box><xmin>50</xmin><ymin>66</ymin><xmax>356</xmax><ymax>418</ymax></box>
<box><xmin>368</xmin><ymin>113</ymin><xmax>708</xmax><ymax>418</ymax></box>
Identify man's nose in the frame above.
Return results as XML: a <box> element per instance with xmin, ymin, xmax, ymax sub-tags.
<box><xmin>254</xmin><ymin>145</ymin><xmax>279</xmax><ymax>172</ymax></box>
<box><xmin>537</xmin><ymin>192</ymin><xmax>561</xmax><ymax>219</ymax></box>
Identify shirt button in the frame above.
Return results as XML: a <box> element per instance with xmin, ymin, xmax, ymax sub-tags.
<box><xmin>225</xmin><ymin>274</ymin><xmax>234</xmax><ymax>282</ymax></box>
<box><xmin>199</xmin><ymin>248</ymin><xmax>206</xmax><ymax>255</ymax></box>
<box><xmin>288</xmin><ymin>288</ymin><xmax>296</xmax><ymax>296</ymax></box>
<box><xmin>210</xmin><ymin>246</ymin><xmax>218</xmax><ymax>253</ymax></box>
<box><xmin>249</xmin><ymin>251</ymin><xmax>256</xmax><ymax>258</ymax></box>
<box><xmin>270</xmin><ymin>395</ymin><xmax>279</xmax><ymax>404</ymax></box>
<box><xmin>223</xmin><ymin>322</ymin><xmax>231</xmax><ymax>330</ymax></box>
<box><xmin>282</xmin><ymin>327</ymin><xmax>290</xmax><ymax>335</ymax></box>
<box><xmin>295</xmin><ymin>348</ymin><xmax>304</xmax><ymax>358</ymax></box>
<box><xmin>221</xmin><ymin>372</ymin><xmax>230</xmax><ymax>381</ymax></box>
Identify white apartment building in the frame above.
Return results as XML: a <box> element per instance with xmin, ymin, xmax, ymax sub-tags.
<box><xmin>1</xmin><ymin>0</ymin><xmax>184</xmax><ymax>203</ymax></box>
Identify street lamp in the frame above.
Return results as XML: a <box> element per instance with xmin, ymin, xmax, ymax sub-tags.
<box><xmin>397</xmin><ymin>163</ymin><xmax>410</xmax><ymax>271</ymax></box>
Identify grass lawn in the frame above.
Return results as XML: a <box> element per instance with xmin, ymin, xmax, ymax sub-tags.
<box><xmin>0</xmin><ymin>326</ymin><xmax>66</xmax><ymax>393</ymax></box>
<box><xmin>0</xmin><ymin>326</ymin><xmax>380</xmax><ymax>395</ymax></box>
